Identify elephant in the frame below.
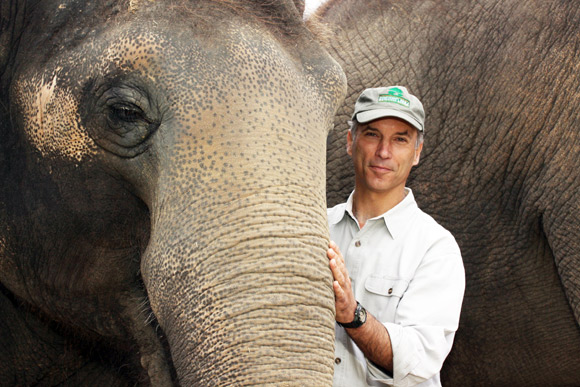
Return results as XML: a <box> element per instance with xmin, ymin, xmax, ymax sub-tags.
<box><xmin>0</xmin><ymin>0</ymin><xmax>347</xmax><ymax>385</ymax></box>
<box><xmin>316</xmin><ymin>0</ymin><xmax>580</xmax><ymax>385</ymax></box>
<box><xmin>3</xmin><ymin>0</ymin><xmax>579</xmax><ymax>385</ymax></box>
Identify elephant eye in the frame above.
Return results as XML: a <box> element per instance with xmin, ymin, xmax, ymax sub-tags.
<box><xmin>84</xmin><ymin>79</ymin><xmax>162</xmax><ymax>157</ymax></box>
<box><xmin>99</xmin><ymin>100</ymin><xmax>159</xmax><ymax>157</ymax></box>
<box><xmin>108</xmin><ymin>104</ymin><xmax>148</xmax><ymax>125</ymax></box>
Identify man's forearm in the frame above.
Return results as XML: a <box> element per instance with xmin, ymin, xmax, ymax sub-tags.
<box><xmin>345</xmin><ymin>310</ymin><xmax>393</xmax><ymax>373</ymax></box>
<box><xmin>328</xmin><ymin>241</ymin><xmax>394</xmax><ymax>373</ymax></box>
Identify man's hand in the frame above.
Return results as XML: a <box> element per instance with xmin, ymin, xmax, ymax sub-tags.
<box><xmin>328</xmin><ymin>240</ymin><xmax>358</xmax><ymax>324</ymax></box>
<box><xmin>327</xmin><ymin>240</ymin><xmax>394</xmax><ymax>373</ymax></box>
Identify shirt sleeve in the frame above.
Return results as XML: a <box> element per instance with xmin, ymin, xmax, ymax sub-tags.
<box><xmin>367</xmin><ymin>235</ymin><xmax>465</xmax><ymax>386</ymax></box>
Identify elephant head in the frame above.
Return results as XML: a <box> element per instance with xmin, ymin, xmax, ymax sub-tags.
<box><xmin>317</xmin><ymin>0</ymin><xmax>580</xmax><ymax>385</ymax></box>
<box><xmin>0</xmin><ymin>0</ymin><xmax>345</xmax><ymax>385</ymax></box>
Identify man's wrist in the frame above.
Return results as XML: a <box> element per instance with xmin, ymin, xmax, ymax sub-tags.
<box><xmin>338</xmin><ymin>301</ymin><xmax>367</xmax><ymax>329</ymax></box>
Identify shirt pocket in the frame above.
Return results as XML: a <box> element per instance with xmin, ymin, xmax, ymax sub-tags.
<box><xmin>364</xmin><ymin>276</ymin><xmax>410</xmax><ymax>323</ymax></box>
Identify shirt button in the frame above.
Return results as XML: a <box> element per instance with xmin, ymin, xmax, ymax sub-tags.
<box><xmin>335</xmin><ymin>357</ymin><xmax>342</xmax><ymax>365</ymax></box>
<box><xmin>388</xmin><ymin>288</ymin><xmax>393</xmax><ymax>294</ymax></box>
<box><xmin>354</xmin><ymin>240</ymin><xmax>361</xmax><ymax>247</ymax></box>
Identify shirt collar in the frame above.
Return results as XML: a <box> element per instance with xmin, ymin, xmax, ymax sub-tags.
<box><xmin>327</xmin><ymin>192</ymin><xmax>354</xmax><ymax>225</ymax></box>
<box><xmin>380</xmin><ymin>188</ymin><xmax>419</xmax><ymax>239</ymax></box>
<box><xmin>328</xmin><ymin>188</ymin><xmax>419</xmax><ymax>239</ymax></box>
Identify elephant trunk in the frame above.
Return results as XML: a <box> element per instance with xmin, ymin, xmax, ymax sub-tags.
<box><xmin>141</xmin><ymin>126</ymin><xmax>336</xmax><ymax>385</ymax></box>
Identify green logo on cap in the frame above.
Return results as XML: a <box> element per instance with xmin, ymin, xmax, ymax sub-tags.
<box><xmin>378</xmin><ymin>87</ymin><xmax>410</xmax><ymax>107</ymax></box>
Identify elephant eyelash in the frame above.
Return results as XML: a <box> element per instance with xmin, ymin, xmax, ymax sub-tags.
<box><xmin>108</xmin><ymin>104</ymin><xmax>149</xmax><ymax>124</ymax></box>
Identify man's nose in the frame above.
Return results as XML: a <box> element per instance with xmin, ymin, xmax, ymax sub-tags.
<box><xmin>376</xmin><ymin>141</ymin><xmax>391</xmax><ymax>158</ymax></box>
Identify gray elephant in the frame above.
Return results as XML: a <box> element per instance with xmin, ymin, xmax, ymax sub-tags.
<box><xmin>317</xmin><ymin>0</ymin><xmax>580</xmax><ymax>385</ymax></box>
<box><xmin>0</xmin><ymin>0</ymin><xmax>346</xmax><ymax>385</ymax></box>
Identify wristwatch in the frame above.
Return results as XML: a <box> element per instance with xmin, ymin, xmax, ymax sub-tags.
<box><xmin>338</xmin><ymin>301</ymin><xmax>367</xmax><ymax>328</ymax></box>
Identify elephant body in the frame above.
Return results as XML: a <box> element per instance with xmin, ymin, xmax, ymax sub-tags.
<box><xmin>319</xmin><ymin>0</ymin><xmax>580</xmax><ymax>385</ymax></box>
<box><xmin>0</xmin><ymin>0</ymin><xmax>346</xmax><ymax>385</ymax></box>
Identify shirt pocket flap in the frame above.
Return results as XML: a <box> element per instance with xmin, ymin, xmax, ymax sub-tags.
<box><xmin>365</xmin><ymin>276</ymin><xmax>409</xmax><ymax>298</ymax></box>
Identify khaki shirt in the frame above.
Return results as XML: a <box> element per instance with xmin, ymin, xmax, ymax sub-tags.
<box><xmin>328</xmin><ymin>189</ymin><xmax>465</xmax><ymax>387</ymax></box>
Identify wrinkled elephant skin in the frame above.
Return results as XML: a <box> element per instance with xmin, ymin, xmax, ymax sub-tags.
<box><xmin>0</xmin><ymin>1</ymin><xmax>345</xmax><ymax>385</ymax></box>
<box><xmin>319</xmin><ymin>0</ymin><xmax>580</xmax><ymax>386</ymax></box>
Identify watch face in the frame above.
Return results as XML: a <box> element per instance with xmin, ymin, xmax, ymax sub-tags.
<box><xmin>357</xmin><ymin>304</ymin><xmax>367</xmax><ymax>324</ymax></box>
<box><xmin>339</xmin><ymin>302</ymin><xmax>367</xmax><ymax>328</ymax></box>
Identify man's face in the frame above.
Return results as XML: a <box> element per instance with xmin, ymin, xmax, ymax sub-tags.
<box><xmin>347</xmin><ymin>117</ymin><xmax>423</xmax><ymax>197</ymax></box>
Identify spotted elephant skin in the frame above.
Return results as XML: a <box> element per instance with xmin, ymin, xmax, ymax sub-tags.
<box><xmin>318</xmin><ymin>0</ymin><xmax>580</xmax><ymax>385</ymax></box>
<box><xmin>0</xmin><ymin>1</ymin><xmax>346</xmax><ymax>385</ymax></box>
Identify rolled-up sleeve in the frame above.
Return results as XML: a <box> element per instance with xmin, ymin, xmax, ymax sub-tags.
<box><xmin>369</xmin><ymin>245</ymin><xmax>465</xmax><ymax>386</ymax></box>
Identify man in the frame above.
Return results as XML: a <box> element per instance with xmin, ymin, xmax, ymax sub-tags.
<box><xmin>327</xmin><ymin>86</ymin><xmax>465</xmax><ymax>386</ymax></box>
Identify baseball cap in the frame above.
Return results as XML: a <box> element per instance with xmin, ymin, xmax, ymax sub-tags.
<box><xmin>352</xmin><ymin>86</ymin><xmax>425</xmax><ymax>132</ymax></box>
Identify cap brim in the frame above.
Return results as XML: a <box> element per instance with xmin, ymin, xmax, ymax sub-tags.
<box><xmin>356</xmin><ymin>109</ymin><xmax>423</xmax><ymax>132</ymax></box>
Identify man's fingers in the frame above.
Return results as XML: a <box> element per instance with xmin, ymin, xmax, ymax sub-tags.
<box><xmin>333</xmin><ymin>280</ymin><xmax>346</xmax><ymax>300</ymax></box>
<box><xmin>329</xmin><ymin>248</ymin><xmax>348</xmax><ymax>282</ymax></box>
<box><xmin>328</xmin><ymin>247</ymin><xmax>345</xmax><ymax>268</ymax></box>
<box><xmin>328</xmin><ymin>241</ymin><xmax>344</xmax><ymax>262</ymax></box>
<box><xmin>333</xmin><ymin>280</ymin><xmax>352</xmax><ymax>307</ymax></box>
<box><xmin>329</xmin><ymin>257</ymin><xmax>345</xmax><ymax>284</ymax></box>
<box><xmin>328</xmin><ymin>240</ymin><xmax>356</xmax><ymax>321</ymax></box>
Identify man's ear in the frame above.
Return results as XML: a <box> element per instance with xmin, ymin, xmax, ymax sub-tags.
<box><xmin>346</xmin><ymin>129</ymin><xmax>353</xmax><ymax>156</ymax></box>
<box><xmin>413</xmin><ymin>141</ymin><xmax>423</xmax><ymax>166</ymax></box>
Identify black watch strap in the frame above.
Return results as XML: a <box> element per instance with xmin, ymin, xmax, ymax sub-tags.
<box><xmin>338</xmin><ymin>301</ymin><xmax>367</xmax><ymax>329</ymax></box>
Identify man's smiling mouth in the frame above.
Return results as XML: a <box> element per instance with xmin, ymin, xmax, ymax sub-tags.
<box><xmin>370</xmin><ymin>164</ymin><xmax>393</xmax><ymax>172</ymax></box>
